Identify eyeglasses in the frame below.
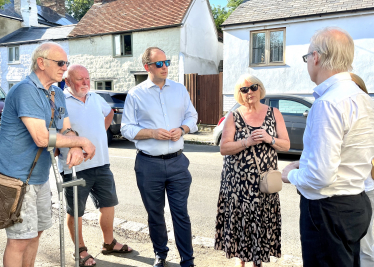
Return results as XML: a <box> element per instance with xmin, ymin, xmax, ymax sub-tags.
<box><xmin>43</xmin><ymin>57</ymin><xmax>70</xmax><ymax>67</ymax></box>
<box><xmin>240</xmin><ymin>84</ymin><xmax>259</xmax><ymax>93</ymax></box>
<box><xmin>147</xmin><ymin>60</ymin><xmax>171</xmax><ymax>68</ymax></box>
<box><xmin>302</xmin><ymin>50</ymin><xmax>320</xmax><ymax>63</ymax></box>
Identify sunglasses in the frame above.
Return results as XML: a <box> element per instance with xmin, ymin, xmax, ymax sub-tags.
<box><xmin>147</xmin><ymin>60</ymin><xmax>171</xmax><ymax>68</ymax></box>
<box><xmin>240</xmin><ymin>84</ymin><xmax>259</xmax><ymax>93</ymax></box>
<box><xmin>43</xmin><ymin>57</ymin><xmax>70</xmax><ymax>67</ymax></box>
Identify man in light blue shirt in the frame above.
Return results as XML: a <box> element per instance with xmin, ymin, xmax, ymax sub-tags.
<box><xmin>58</xmin><ymin>64</ymin><xmax>132</xmax><ymax>266</ymax></box>
<box><xmin>121</xmin><ymin>47</ymin><xmax>197</xmax><ymax>267</ymax></box>
<box><xmin>282</xmin><ymin>27</ymin><xmax>374</xmax><ymax>267</ymax></box>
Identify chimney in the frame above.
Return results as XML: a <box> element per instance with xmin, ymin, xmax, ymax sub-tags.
<box><xmin>40</xmin><ymin>0</ymin><xmax>66</xmax><ymax>17</ymax></box>
<box><xmin>14</xmin><ymin>0</ymin><xmax>39</xmax><ymax>27</ymax></box>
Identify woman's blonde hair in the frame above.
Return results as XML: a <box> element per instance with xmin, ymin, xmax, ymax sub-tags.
<box><xmin>310</xmin><ymin>27</ymin><xmax>354</xmax><ymax>72</ymax></box>
<box><xmin>234</xmin><ymin>74</ymin><xmax>266</xmax><ymax>105</ymax></box>
<box><xmin>350</xmin><ymin>73</ymin><xmax>368</xmax><ymax>94</ymax></box>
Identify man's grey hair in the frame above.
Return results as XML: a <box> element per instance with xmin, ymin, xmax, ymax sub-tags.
<box><xmin>30</xmin><ymin>42</ymin><xmax>64</xmax><ymax>72</ymax></box>
<box><xmin>234</xmin><ymin>74</ymin><xmax>266</xmax><ymax>105</ymax></box>
<box><xmin>310</xmin><ymin>27</ymin><xmax>354</xmax><ymax>72</ymax></box>
<box><xmin>142</xmin><ymin>47</ymin><xmax>165</xmax><ymax>66</ymax></box>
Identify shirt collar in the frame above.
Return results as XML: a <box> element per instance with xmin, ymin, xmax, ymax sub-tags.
<box><xmin>145</xmin><ymin>78</ymin><xmax>170</xmax><ymax>89</ymax></box>
<box><xmin>28</xmin><ymin>71</ymin><xmax>55</xmax><ymax>92</ymax></box>
<box><xmin>64</xmin><ymin>88</ymin><xmax>91</xmax><ymax>101</ymax></box>
<box><xmin>313</xmin><ymin>72</ymin><xmax>351</xmax><ymax>100</ymax></box>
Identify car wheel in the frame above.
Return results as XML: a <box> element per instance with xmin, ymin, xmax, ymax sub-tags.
<box><xmin>107</xmin><ymin>129</ymin><xmax>113</xmax><ymax>145</ymax></box>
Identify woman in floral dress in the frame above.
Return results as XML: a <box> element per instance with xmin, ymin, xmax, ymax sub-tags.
<box><xmin>215</xmin><ymin>74</ymin><xmax>290</xmax><ymax>267</ymax></box>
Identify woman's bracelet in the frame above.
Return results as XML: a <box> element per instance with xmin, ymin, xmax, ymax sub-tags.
<box><xmin>240</xmin><ymin>139</ymin><xmax>245</xmax><ymax>148</ymax></box>
<box><xmin>244</xmin><ymin>137</ymin><xmax>249</xmax><ymax>148</ymax></box>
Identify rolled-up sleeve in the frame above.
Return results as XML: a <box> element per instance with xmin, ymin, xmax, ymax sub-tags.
<box><xmin>182</xmin><ymin>89</ymin><xmax>198</xmax><ymax>133</ymax></box>
<box><xmin>121</xmin><ymin>93</ymin><xmax>144</xmax><ymax>141</ymax></box>
<box><xmin>288</xmin><ymin>101</ymin><xmax>344</xmax><ymax>190</ymax></box>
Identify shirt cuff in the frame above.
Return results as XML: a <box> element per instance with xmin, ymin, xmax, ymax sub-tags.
<box><xmin>121</xmin><ymin>125</ymin><xmax>143</xmax><ymax>140</ymax></box>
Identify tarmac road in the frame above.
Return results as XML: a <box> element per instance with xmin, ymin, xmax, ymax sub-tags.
<box><xmin>0</xmin><ymin>139</ymin><xmax>306</xmax><ymax>266</ymax></box>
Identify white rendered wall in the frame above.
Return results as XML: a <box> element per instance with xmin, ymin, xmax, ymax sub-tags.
<box><xmin>68</xmin><ymin>27</ymin><xmax>180</xmax><ymax>92</ymax></box>
<box><xmin>0</xmin><ymin>41</ymin><xmax>69</xmax><ymax>92</ymax></box>
<box><xmin>180</xmin><ymin>0</ymin><xmax>221</xmax><ymax>78</ymax></box>
<box><xmin>222</xmin><ymin>13</ymin><xmax>374</xmax><ymax>110</ymax></box>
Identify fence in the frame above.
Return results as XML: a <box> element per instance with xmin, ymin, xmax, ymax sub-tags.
<box><xmin>184</xmin><ymin>73</ymin><xmax>223</xmax><ymax>125</ymax></box>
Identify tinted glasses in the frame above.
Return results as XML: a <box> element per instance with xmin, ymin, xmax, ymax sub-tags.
<box><xmin>302</xmin><ymin>52</ymin><xmax>314</xmax><ymax>63</ymax></box>
<box><xmin>147</xmin><ymin>60</ymin><xmax>171</xmax><ymax>68</ymax></box>
<box><xmin>43</xmin><ymin>57</ymin><xmax>70</xmax><ymax>67</ymax></box>
<box><xmin>240</xmin><ymin>84</ymin><xmax>259</xmax><ymax>94</ymax></box>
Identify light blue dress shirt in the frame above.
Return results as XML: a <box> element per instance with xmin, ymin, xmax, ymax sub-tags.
<box><xmin>288</xmin><ymin>72</ymin><xmax>374</xmax><ymax>200</ymax></box>
<box><xmin>121</xmin><ymin>78</ymin><xmax>198</xmax><ymax>156</ymax></box>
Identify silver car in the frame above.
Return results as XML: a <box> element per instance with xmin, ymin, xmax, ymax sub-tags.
<box><xmin>213</xmin><ymin>94</ymin><xmax>314</xmax><ymax>155</ymax></box>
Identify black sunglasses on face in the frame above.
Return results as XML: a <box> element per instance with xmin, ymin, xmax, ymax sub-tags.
<box><xmin>147</xmin><ymin>60</ymin><xmax>171</xmax><ymax>68</ymax></box>
<box><xmin>43</xmin><ymin>57</ymin><xmax>70</xmax><ymax>67</ymax></box>
<box><xmin>240</xmin><ymin>84</ymin><xmax>259</xmax><ymax>93</ymax></box>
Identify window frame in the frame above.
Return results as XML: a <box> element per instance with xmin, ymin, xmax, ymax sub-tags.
<box><xmin>8</xmin><ymin>46</ymin><xmax>20</xmax><ymax>64</ymax></box>
<box><xmin>8</xmin><ymin>81</ymin><xmax>20</xmax><ymax>90</ymax></box>
<box><xmin>249</xmin><ymin>28</ymin><xmax>286</xmax><ymax>67</ymax></box>
<box><xmin>95</xmin><ymin>80</ymin><xmax>113</xmax><ymax>91</ymax></box>
<box><xmin>112</xmin><ymin>33</ymin><xmax>133</xmax><ymax>57</ymax></box>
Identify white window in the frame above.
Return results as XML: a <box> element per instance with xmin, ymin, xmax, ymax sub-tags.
<box><xmin>95</xmin><ymin>81</ymin><xmax>113</xmax><ymax>90</ymax></box>
<box><xmin>250</xmin><ymin>28</ymin><xmax>285</xmax><ymax>66</ymax></box>
<box><xmin>8</xmin><ymin>81</ymin><xmax>19</xmax><ymax>89</ymax></box>
<box><xmin>8</xmin><ymin>46</ymin><xmax>20</xmax><ymax>63</ymax></box>
<box><xmin>113</xmin><ymin>34</ymin><xmax>132</xmax><ymax>57</ymax></box>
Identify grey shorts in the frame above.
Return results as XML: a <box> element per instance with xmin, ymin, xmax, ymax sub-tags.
<box><xmin>5</xmin><ymin>180</ymin><xmax>53</xmax><ymax>239</ymax></box>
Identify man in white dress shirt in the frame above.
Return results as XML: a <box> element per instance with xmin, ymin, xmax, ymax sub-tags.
<box><xmin>282</xmin><ymin>27</ymin><xmax>374</xmax><ymax>267</ymax></box>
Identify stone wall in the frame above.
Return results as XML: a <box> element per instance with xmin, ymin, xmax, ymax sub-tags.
<box><xmin>0</xmin><ymin>17</ymin><xmax>21</xmax><ymax>39</ymax></box>
<box><xmin>68</xmin><ymin>27</ymin><xmax>181</xmax><ymax>92</ymax></box>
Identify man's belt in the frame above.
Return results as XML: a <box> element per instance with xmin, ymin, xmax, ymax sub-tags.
<box><xmin>138</xmin><ymin>150</ymin><xmax>182</xmax><ymax>160</ymax></box>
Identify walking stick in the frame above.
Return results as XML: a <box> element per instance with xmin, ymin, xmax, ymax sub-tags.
<box><xmin>48</xmin><ymin>128</ymin><xmax>86</xmax><ymax>267</ymax></box>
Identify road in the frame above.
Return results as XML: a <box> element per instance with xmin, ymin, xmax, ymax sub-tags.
<box><xmin>0</xmin><ymin>140</ymin><xmax>305</xmax><ymax>266</ymax></box>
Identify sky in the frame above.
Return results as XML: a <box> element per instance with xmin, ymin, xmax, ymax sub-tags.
<box><xmin>209</xmin><ymin>0</ymin><xmax>229</xmax><ymax>7</ymax></box>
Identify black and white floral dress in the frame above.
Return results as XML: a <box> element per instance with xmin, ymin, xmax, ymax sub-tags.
<box><xmin>214</xmin><ymin>107</ymin><xmax>281</xmax><ymax>265</ymax></box>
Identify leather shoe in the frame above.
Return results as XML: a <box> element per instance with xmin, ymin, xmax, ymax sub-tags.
<box><xmin>153</xmin><ymin>256</ymin><xmax>167</xmax><ymax>267</ymax></box>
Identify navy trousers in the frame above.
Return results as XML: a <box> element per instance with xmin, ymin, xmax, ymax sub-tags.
<box><xmin>135</xmin><ymin>152</ymin><xmax>194</xmax><ymax>267</ymax></box>
<box><xmin>300</xmin><ymin>192</ymin><xmax>372</xmax><ymax>267</ymax></box>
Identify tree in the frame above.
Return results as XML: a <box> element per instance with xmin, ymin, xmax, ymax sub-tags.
<box><xmin>0</xmin><ymin>0</ymin><xmax>11</xmax><ymax>9</ymax></box>
<box><xmin>66</xmin><ymin>0</ymin><xmax>94</xmax><ymax>21</ymax></box>
<box><xmin>211</xmin><ymin>0</ymin><xmax>244</xmax><ymax>32</ymax></box>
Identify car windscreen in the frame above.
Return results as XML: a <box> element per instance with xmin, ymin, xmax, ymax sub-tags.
<box><xmin>111</xmin><ymin>94</ymin><xmax>127</xmax><ymax>103</ymax></box>
<box><xmin>0</xmin><ymin>88</ymin><xmax>5</xmax><ymax>100</ymax></box>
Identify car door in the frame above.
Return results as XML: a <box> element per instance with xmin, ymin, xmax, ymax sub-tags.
<box><xmin>268</xmin><ymin>98</ymin><xmax>311</xmax><ymax>150</ymax></box>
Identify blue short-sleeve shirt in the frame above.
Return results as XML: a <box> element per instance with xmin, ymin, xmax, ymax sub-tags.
<box><xmin>0</xmin><ymin>72</ymin><xmax>68</xmax><ymax>185</ymax></box>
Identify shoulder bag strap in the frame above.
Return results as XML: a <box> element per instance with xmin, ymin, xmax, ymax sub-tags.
<box><xmin>25</xmin><ymin>91</ymin><xmax>56</xmax><ymax>185</ymax></box>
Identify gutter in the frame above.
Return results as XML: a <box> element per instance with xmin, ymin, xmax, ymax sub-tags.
<box><xmin>221</xmin><ymin>7</ymin><xmax>374</xmax><ymax>28</ymax></box>
<box><xmin>68</xmin><ymin>23</ymin><xmax>183</xmax><ymax>39</ymax></box>
<box><xmin>0</xmin><ymin>37</ymin><xmax>69</xmax><ymax>47</ymax></box>
<box><xmin>0</xmin><ymin>14</ymin><xmax>23</xmax><ymax>21</ymax></box>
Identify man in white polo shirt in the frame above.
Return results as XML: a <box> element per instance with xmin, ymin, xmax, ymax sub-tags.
<box><xmin>58</xmin><ymin>64</ymin><xmax>132</xmax><ymax>266</ymax></box>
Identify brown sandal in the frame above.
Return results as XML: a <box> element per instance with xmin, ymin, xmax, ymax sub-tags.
<box><xmin>101</xmin><ymin>238</ymin><xmax>132</xmax><ymax>255</ymax></box>
<box><xmin>73</xmin><ymin>246</ymin><xmax>96</xmax><ymax>267</ymax></box>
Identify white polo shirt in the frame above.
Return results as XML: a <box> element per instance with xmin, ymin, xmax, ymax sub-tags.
<box><xmin>58</xmin><ymin>90</ymin><xmax>111</xmax><ymax>174</ymax></box>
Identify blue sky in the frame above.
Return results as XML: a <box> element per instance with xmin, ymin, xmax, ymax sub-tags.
<box><xmin>209</xmin><ymin>0</ymin><xmax>229</xmax><ymax>7</ymax></box>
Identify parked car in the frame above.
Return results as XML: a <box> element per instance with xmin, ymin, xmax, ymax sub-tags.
<box><xmin>0</xmin><ymin>86</ymin><xmax>6</xmax><ymax>124</ymax></box>
<box><xmin>93</xmin><ymin>90</ymin><xmax>127</xmax><ymax>144</ymax></box>
<box><xmin>213</xmin><ymin>94</ymin><xmax>314</xmax><ymax>155</ymax></box>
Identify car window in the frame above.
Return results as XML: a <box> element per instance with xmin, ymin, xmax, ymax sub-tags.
<box><xmin>269</xmin><ymin>99</ymin><xmax>310</xmax><ymax>116</ymax></box>
<box><xmin>96</xmin><ymin>93</ymin><xmax>113</xmax><ymax>102</ymax></box>
<box><xmin>111</xmin><ymin>94</ymin><xmax>127</xmax><ymax>102</ymax></box>
<box><xmin>0</xmin><ymin>88</ymin><xmax>5</xmax><ymax>100</ymax></box>
<box><xmin>260</xmin><ymin>99</ymin><xmax>265</xmax><ymax>104</ymax></box>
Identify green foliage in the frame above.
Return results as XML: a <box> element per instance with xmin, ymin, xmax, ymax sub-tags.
<box><xmin>211</xmin><ymin>0</ymin><xmax>244</xmax><ymax>32</ymax></box>
<box><xmin>66</xmin><ymin>0</ymin><xmax>94</xmax><ymax>21</ymax></box>
<box><xmin>0</xmin><ymin>0</ymin><xmax>11</xmax><ymax>9</ymax></box>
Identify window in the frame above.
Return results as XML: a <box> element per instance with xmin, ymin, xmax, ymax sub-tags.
<box><xmin>113</xmin><ymin>34</ymin><xmax>132</xmax><ymax>57</ymax></box>
<box><xmin>135</xmin><ymin>74</ymin><xmax>147</xmax><ymax>85</ymax></box>
<box><xmin>8</xmin><ymin>46</ymin><xmax>20</xmax><ymax>63</ymax></box>
<box><xmin>95</xmin><ymin>81</ymin><xmax>113</xmax><ymax>90</ymax></box>
<box><xmin>269</xmin><ymin>99</ymin><xmax>310</xmax><ymax>116</ymax></box>
<box><xmin>8</xmin><ymin>82</ymin><xmax>19</xmax><ymax>89</ymax></box>
<box><xmin>250</xmin><ymin>28</ymin><xmax>285</xmax><ymax>66</ymax></box>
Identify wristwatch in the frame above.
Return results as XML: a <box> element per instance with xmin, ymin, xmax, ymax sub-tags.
<box><xmin>62</xmin><ymin>128</ymin><xmax>79</xmax><ymax>136</ymax></box>
<box><xmin>179</xmin><ymin>126</ymin><xmax>185</xmax><ymax>137</ymax></box>
<box><xmin>271</xmin><ymin>136</ymin><xmax>275</xmax><ymax>145</ymax></box>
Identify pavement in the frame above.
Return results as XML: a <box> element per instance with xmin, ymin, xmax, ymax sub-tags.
<box><xmin>0</xmin><ymin>130</ymin><xmax>304</xmax><ymax>267</ymax></box>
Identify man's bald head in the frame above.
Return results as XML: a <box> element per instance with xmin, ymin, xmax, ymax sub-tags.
<box><xmin>65</xmin><ymin>64</ymin><xmax>91</xmax><ymax>100</ymax></box>
<box><xmin>30</xmin><ymin>42</ymin><xmax>66</xmax><ymax>72</ymax></box>
<box><xmin>309</xmin><ymin>27</ymin><xmax>354</xmax><ymax>72</ymax></box>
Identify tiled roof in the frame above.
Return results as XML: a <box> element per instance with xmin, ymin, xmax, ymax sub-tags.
<box><xmin>69</xmin><ymin>0</ymin><xmax>193</xmax><ymax>37</ymax></box>
<box><xmin>0</xmin><ymin>25</ymin><xmax>75</xmax><ymax>46</ymax></box>
<box><xmin>223</xmin><ymin>0</ymin><xmax>374</xmax><ymax>26</ymax></box>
